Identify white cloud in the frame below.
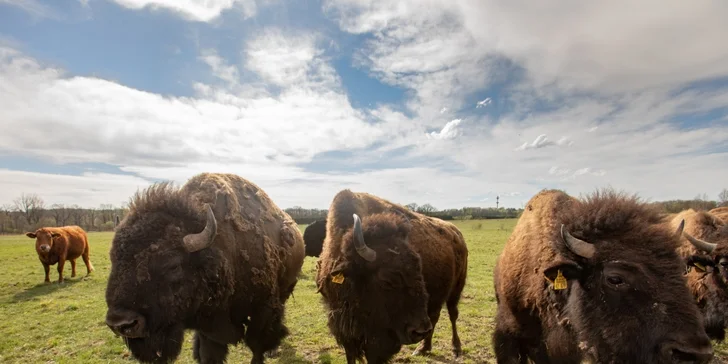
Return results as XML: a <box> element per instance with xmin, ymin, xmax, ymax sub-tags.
<box><xmin>515</xmin><ymin>134</ymin><xmax>569</xmax><ymax>151</ymax></box>
<box><xmin>199</xmin><ymin>49</ymin><xmax>240</xmax><ymax>86</ymax></box>
<box><xmin>109</xmin><ymin>0</ymin><xmax>258</xmax><ymax>22</ymax></box>
<box><xmin>0</xmin><ymin>0</ymin><xmax>58</xmax><ymax>19</ymax></box>
<box><xmin>426</xmin><ymin>119</ymin><xmax>462</xmax><ymax>140</ymax></box>
<box><xmin>476</xmin><ymin>97</ymin><xmax>491</xmax><ymax>108</ymax></box>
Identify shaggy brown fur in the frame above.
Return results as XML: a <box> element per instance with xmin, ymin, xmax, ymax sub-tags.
<box><xmin>671</xmin><ymin>209</ymin><xmax>728</xmax><ymax>341</ymax></box>
<box><xmin>493</xmin><ymin>188</ymin><xmax>713</xmax><ymax>364</ymax></box>
<box><xmin>105</xmin><ymin>173</ymin><xmax>304</xmax><ymax>364</ymax></box>
<box><xmin>303</xmin><ymin>219</ymin><xmax>326</xmax><ymax>257</ymax></box>
<box><xmin>709</xmin><ymin>207</ymin><xmax>728</xmax><ymax>223</ymax></box>
<box><xmin>316</xmin><ymin>189</ymin><xmax>468</xmax><ymax>364</ymax></box>
<box><xmin>26</xmin><ymin>225</ymin><xmax>93</xmax><ymax>283</ymax></box>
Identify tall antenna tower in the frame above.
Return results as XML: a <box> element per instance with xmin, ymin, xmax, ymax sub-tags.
<box><xmin>496</xmin><ymin>195</ymin><xmax>499</xmax><ymax>209</ymax></box>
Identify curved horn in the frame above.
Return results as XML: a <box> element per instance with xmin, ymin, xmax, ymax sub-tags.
<box><xmin>353</xmin><ymin>214</ymin><xmax>377</xmax><ymax>262</ymax></box>
<box><xmin>683</xmin><ymin>231</ymin><xmax>717</xmax><ymax>254</ymax></box>
<box><xmin>561</xmin><ymin>224</ymin><xmax>595</xmax><ymax>259</ymax></box>
<box><xmin>183</xmin><ymin>205</ymin><xmax>217</xmax><ymax>253</ymax></box>
<box><xmin>675</xmin><ymin>219</ymin><xmax>685</xmax><ymax>237</ymax></box>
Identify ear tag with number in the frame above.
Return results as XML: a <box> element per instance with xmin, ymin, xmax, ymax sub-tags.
<box><xmin>553</xmin><ymin>270</ymin><xmax>568</xmax><ymax>290</ymax></box>
<box><xmin>331</xmin><ymin>272</ymin><xmax>345</xmax><ymax>284</ymax></box>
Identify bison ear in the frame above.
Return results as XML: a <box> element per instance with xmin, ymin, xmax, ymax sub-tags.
<box><xmin>25</xmin><ymin>232</ymin><xmax>36</xmax><ymax>239</ymax></box>
<box><xmin>543</xmin><ymin>261</ymin><xmax>583</xmax><ymax>290</ymax></box>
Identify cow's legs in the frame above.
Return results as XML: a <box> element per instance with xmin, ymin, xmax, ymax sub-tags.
<box><xmin>192</xmin><ymin>331</ymin><xmax>229</xmax><ymax>364</ymax></box>
<box><xmin>341</xmin><ymin>339</ymin><xmax>363</xmax><ymax>364</ymax></box>
<box><xmin>57</xmin><ymin>257</ymin><xmax>66</xmax><ymax>283</ymax></box>
<box><xmin>70</xmin><ymin>259</ymin><xmax>77</xmax><ymax>277</ymax></box>
<box><xmin>412</xmin><ymin>308</ymin><xmax>440</xmax><ymax>356</ymax></box>
<box><xmin>447</xmin><ymin>296</ymin><xmax>463</xmax><ymax>357</ymax></box>
<box><xmin>244</xmin><ymin>300</ymin><xmax>288</xmax><ymax>364</ymax></box>
<box><xmin>41</xmin><ymin>262</ymin><xmax>50</xmax><ymax>283</ymax></box>
<box><xmin>82</xmin><ymin>245</ymin><xmax>94</xmax><ymax>275</ymax></box>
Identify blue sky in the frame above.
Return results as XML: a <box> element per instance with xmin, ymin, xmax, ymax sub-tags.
<box><xmin>0</xmin><ymin>0</ymin><xmax>727</xmax><ymax>209</ymax></box>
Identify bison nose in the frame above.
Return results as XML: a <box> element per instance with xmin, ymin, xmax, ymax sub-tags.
<box><xmin>663</xmin><ymin>340</ymin><xmax>713</xmax><ymax>364</ymax></box>
<box><xmin>40</xmin><ymin>245</ymin><xmax>50</xmax><ymax>252</ymax></box>
<box><xmin>105</xmin><ymin>309</ymin><xmax>147</xmax><ymax>338</ymax></box>
<box><xmin>409</xmin><ymin>320</ymin><xmax>433</xmax><ymax>340</ymax></box>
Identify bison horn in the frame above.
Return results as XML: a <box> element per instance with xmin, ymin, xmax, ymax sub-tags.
<box><xmin>561</xmin><ymin>225</ymin><xmax>595</xmax><ymax>259</ymax></box>
<box><xmin>183</xmin><ymin>204</ymin><xmax>217</xmax><ymax>253</ymax></box>
<box><xmin>684</xmin><ymin>231</ymin><xmax>717</xmax><ymax>254</ymax></box>
<box><xmin>353</xmin><ymin>214</ymin><xmax>377</xmax><ymax>262</ymax></box>
<box><xmin>675</xmin><ymin>219</ymin><xmax>685</xmax><ymax>237</ymax></box>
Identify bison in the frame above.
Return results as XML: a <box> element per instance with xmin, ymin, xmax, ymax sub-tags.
<box><xmin>492</xmin><ymin>189</ymin><xmax>713</xmax><ymax>363</ymax></box>
<box><xmin>26</xmin><ymin>225</ymin><xmax>94</xmax><ymax>284</ymax></box>
<box><xmin>303</xmin><ymin>219</ymin><xmax>326</xmax><ymax>257</ymax></box>
<box><xmin>104</xmin><ymin>173</ymin><xmax>305</xmax><ymax>364</ymax></box>
<box><xmin>709</xmin><ymin>207</ymin><xmax>728</xmax><ymax>223</ymax></box>
<box><xmin>670</xmin><ymin>209</ymin><xmax>728</xmax><ymax>341</ymax></box>
<box><xmin>315</xmin><ymin>189</ymin><xmax>468</xmax><ymax>364</ymax></box>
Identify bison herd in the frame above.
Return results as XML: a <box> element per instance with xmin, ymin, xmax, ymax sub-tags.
<box><xmin>19</xmin><ymin>172</ymin><xmax>728</xmax><ymax>364</ymax></box>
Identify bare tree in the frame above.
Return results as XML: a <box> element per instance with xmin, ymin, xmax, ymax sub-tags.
<box><xmin>13</xmin><ymin>193</ymin><xmax>45</xmax><ymax>225</ymax></box>
<box><xmin>50</xmin><ymin>204</ymin><xmax>71</xmax><ymax>226</ymax></box>
<box><xmin>405</xmin><ymin>203</ymin><xmax>418</xmax><ymax>211</ymax></box>
<box><xmin>719</xmin><ymin>189</ymin><xmax>728</xmax><ymax>207</ymax></box>
<box><xmin>417</xmin><ymin>203</ymin><xmax>437</xmax><ymax>214</ymax></box>
<box><xmin>0</xmin><ymin>204</ymin><xmax>12</xmax><ymax>233</ymax></box>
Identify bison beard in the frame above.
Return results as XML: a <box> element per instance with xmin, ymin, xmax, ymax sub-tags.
<box><xmin>124</xmin><ymin>324</ymin><xmax>185</xmax><ymax>364</ymax></box>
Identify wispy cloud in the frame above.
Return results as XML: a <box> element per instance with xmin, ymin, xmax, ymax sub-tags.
<box><xmin>0</xmin><ymin>0</ymin><xmax>59</xmax><ymax>19</ymax></box>
<box><xmin>109</xmin><ymin>0</ymin><xmax>258</xmax><ymax>22</ymax></box>
<box><xmin>426</xmin><ymin>119</ymin><xmax>462</xmax><ymax>140</ymax></box>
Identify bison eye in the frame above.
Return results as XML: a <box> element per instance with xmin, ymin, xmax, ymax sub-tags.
<box><xmin>606</xmin><ymin>276</ymin><xmax>624</xmax><ymax>286</ymax></box>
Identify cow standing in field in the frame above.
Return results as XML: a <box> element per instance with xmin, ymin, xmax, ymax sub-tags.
<box><xmin>670</xmin><ymin>209</ymin><xmax>728</xmax><ymax>341</ymax></box>
<box><xmin>26</xmin><ymin>225</ymin><xmax>94</xmax><ymax>284</ymax></box>
<box><xmin>316</xmin><ymin>189</ymin><xmax>468</xmax><ymax>364</ymax></box>
<box><xmin>493</xmin><ymin>189</ymin><xmax>713</xmax><ymax>364</ymax></box>
<box><xmin>104</xmin><ymin>173</ymin><xmax>305</xmax><ymax>364</ymax></box>
<box><xmin>303</xmin><ymin>219</ymin><xmax>326</xmax><ymax>257</ymax></box>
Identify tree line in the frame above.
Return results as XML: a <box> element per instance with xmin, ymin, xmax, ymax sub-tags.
<box><xmin>2</xmin><ymin>189</ymin><xmax>726</xmax><ymax>234</ymax></box>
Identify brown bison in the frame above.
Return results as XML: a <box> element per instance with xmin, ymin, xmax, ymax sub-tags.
<box><xmin>670</xmin><ymin>209</ymin><xmax>728</xmax><ymax>341</ymax></box>
<box><xmin>104</xmin><ymin>173</ymin><xmax>305</xmax><ymax>364</ymax></box>
<box><xmin>26</xmin><ymin>225</ymin><xmax>94</xmax><ymax>284</ymax></box>
<box><xmin>493</xmin><ymin>189</ymin><xmax>713</xmax><ymax>363</ymax></box>
<box><xmin>315</xmin><ymin>189</ymin><xmax>468</xmax><ymax>364</ymax></box>
<box><xmin>709</xmin><ymin>207</ymin><xmax>728</xmax><ymax>223</ymax></box>
<box><xmin>303</xmin><ymin>218</ymin><xmax>326</xmax><ymax>257</ymax></box>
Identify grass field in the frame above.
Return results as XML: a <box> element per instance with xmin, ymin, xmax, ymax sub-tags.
<box><xmin>1</xmin><ymin>219</ymin><xmax>726</xmax><ymax>363</ymax></box>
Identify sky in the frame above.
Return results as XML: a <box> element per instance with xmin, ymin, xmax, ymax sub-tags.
<box><xmin>0</xmin><ymin>0</ymin><xmax>727</xmax><ymax>210</ymax></box>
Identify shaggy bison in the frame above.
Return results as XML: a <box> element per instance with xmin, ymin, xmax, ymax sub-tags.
<box><xmin>671</xmin><ymin>209</ymin><xmax>728</xmax><ymax>341</ymax></box>
<box><xmin>26</xmin><ymin>225</ymin><xmax>94</xmax><ymax>284</ymax></box>
<box><xmin>709</xmin><ymin>207</ymin><xmax>728</xmax><ymax>223</ymax></box>
<box><xmin>303</xmin><ymin>219</ymin><xmax>326</xmax><ymax>257</ymax></box>
<box><xmin>315</xmin><ymin>189</ymin><xmax>468</xmax><ymax>364</ymax></box>
<box><xmin>105</xmin><ymin>173</ymin><xmax>305</xmax><ymax>364</ymax></box>
<box><xmin>493</xmin><ymin>189</ymin><xmax>713</xmax><ymax>363</ymax></box>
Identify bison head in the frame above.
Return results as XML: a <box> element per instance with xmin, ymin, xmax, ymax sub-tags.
<box><xmin>105</xmin><ymin>204</ymin><xmax>228</xmax><ymax>364</ymax></box>
<box><xmin>544</xmin><ymin>222</ymin><xmax>713</xmax><ymax>363</ymax></box>
<box><xmin>683</xmin><ymin>216</ymin><xmax>728</xmax><ymax>283</ymax></box>
<box><xmin>327</xmin><ymin>212</ymin><xmax>432</xmax><ymax>346</ymax></box>
<box><xmin>26</xmin><ymin>228</ymin><xmax>60</xmax><ymax>254</ymax></box>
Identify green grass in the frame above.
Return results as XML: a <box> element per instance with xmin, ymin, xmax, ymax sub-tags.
<box><xmin>1</xmin><ymin>220</ymin><xmax>726</xmax><ymax>363</ymax></box>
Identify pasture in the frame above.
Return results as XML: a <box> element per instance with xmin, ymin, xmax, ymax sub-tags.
<box><xmin>1</xmin><ymin>219</ymin><xmax>726</xmax><ymax>363</ymax></box>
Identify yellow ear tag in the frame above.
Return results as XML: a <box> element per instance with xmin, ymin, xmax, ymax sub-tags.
<box><xmin>331</xmin><ymin>272</ymin><xmax>345</xmax><ymax>284</ymax></box>
<box><xmin>694</xmin><ymin>263</ymin><xmax>706</xmax><ymax>272</ymax></box>
<box><xmin>553</xmin><ymin>270</ymin><xmax>568</xmax><ymax>290</ymax></box>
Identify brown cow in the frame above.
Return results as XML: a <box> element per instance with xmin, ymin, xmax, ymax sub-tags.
<box><xmin>670</xmin><ymin>209</ymin><xmax>728</xmax><ymax>341</ymax></box>
<box><xmin>303</xmin><ymin>218</ymin><xmax>326</xmax><ymax>257</ymax></box>
<box><xmin>316</xmin><ymin>189</ymin><xmax>468</xmax><ymax>364</ymax></box>
<box><xmin>104</xmin><ymin>173</ymin><xmax>305</xmax><ymax>364</ymax></box>
<box><xmin>493</xmin><ymin>189</ymin><xmax>713</xmax><ymax>363</ymax></box>
<box><xmin>26</xmin><ymin>225</ymin><xmax>94</xmax><ymax>284</ymax></box>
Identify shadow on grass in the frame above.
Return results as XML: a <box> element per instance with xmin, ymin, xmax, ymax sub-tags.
<box><xmin>12</xmin><ymin>277</ymin><xmax>85</xmax><ymax>303</ymax></box>
<box><xmin>271</xmin><ymin>341</ymin><xmax>330</xmax><ymax>364</ymax></box>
